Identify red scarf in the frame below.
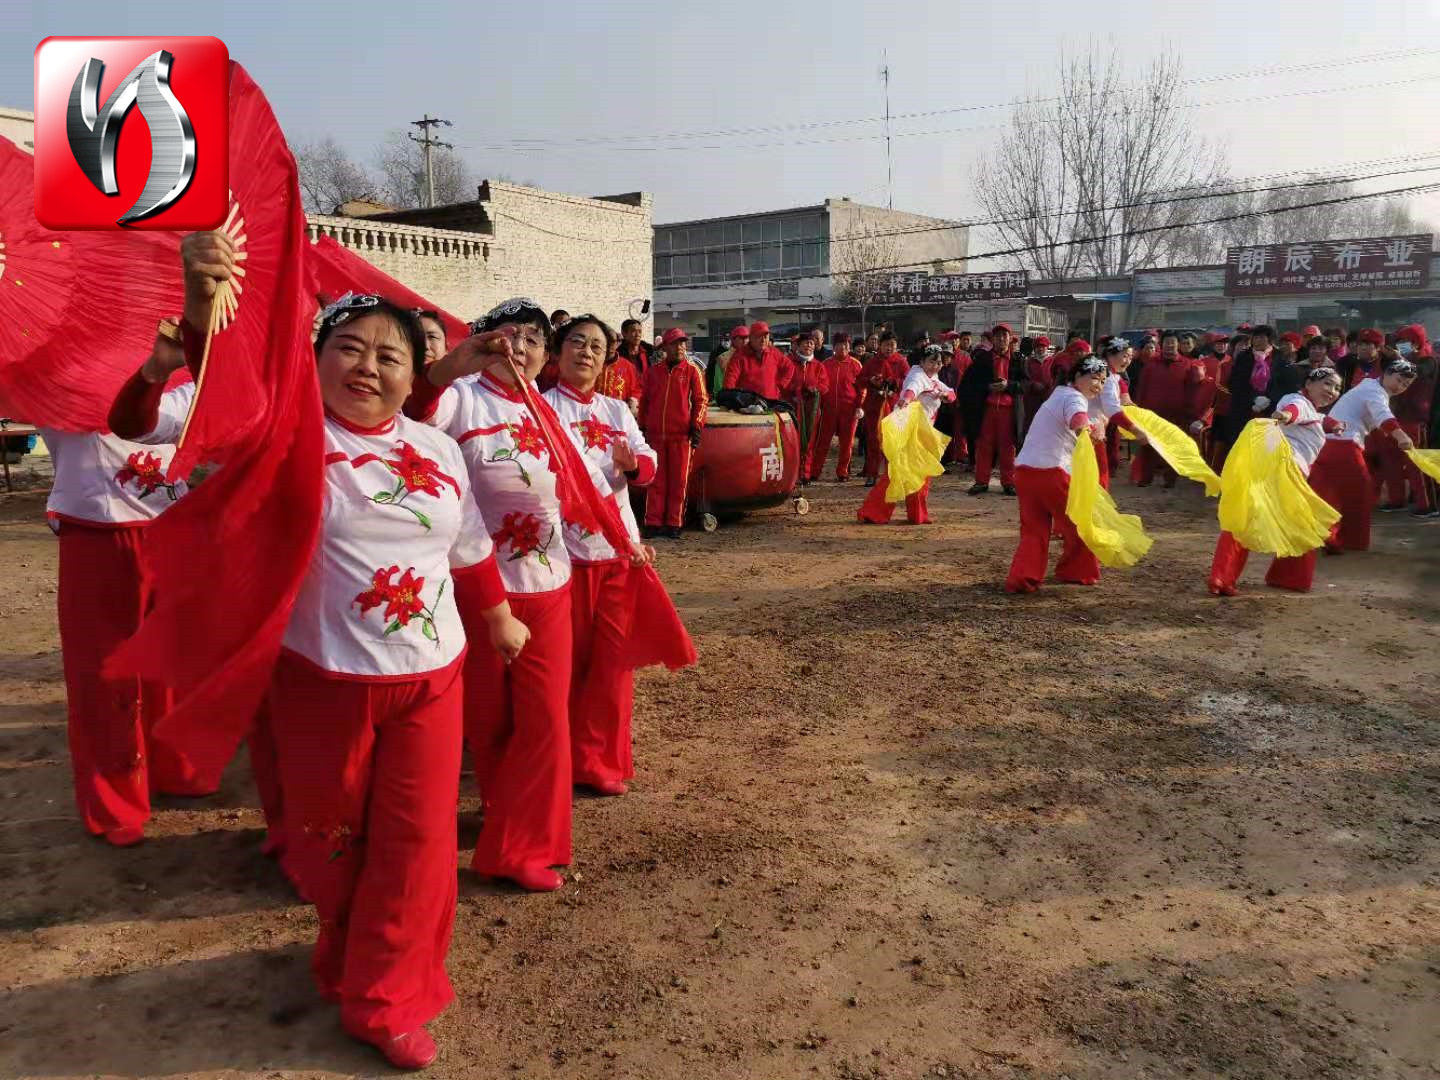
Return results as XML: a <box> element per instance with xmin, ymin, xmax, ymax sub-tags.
<box><xmin>499</xmin><ymin>368</ymin><xmax>695</xmax><ymax>672</ymax></box>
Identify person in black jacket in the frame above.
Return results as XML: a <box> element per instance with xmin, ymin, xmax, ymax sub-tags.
<box><xmin>1219</xmin><ymin>324</ymin><xmax>1280</xmax><ymax>447</ymax></box>
<box><xmin>961</xmin><ymin>323</ymin><xmax>1025</xmax><ymax>495</ymax></box>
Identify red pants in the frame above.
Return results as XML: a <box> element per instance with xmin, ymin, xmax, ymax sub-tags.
<box><xmin>1375</xmin><ymin>421</ymin><xmax>1431</xmax><ymax>511</ymax></box>
<box><xmin>813</xmin><ymin>402</ymin><xmax>860</xmax><ymax>480</ymax></box>
<box><xmin>1004</xmin><ymin>466</ymin><xmax>1100</xmax><ymax>592</ymax></box>
<box><xmin>975</xmin><ymin>405</ymin><xmax>1016</xmax><ymax>487</ymax></box>
<box><xmin>858</xmin><ymin>477</ymin><xmax>930</xmax><ymax>525</ymax></box>
<box><xmin>570</xmin><ymin>562</ymin><xmax>634</xmax><ymax>787</ymax></box>
<box><xmin>1207</xmin><ymin>531</ymin><xmax>1316</xmax><ymax>594</ymax></box>
<box><xmin>459</xmin><ymin>586</ymin><xmax>573</xmax><ymax>875</ymax></box>
<box><xmin>269</xmin><ymin>650</ymin><xmax>463</xmax><ymax>1041</ymax></box>
<box><xmin>1309</xmin><ymin>440</ymin><xmax>1373</xmax><ymax>551</ymax></box>
<box><xmin>57</xmin><ymin>524</ymin><xmax>208</xmax><ymax>838</ymax></box>
<box><xmin>645</xmin><ymin>437</ymin><xmax>692</xmax><ymax>528</ymax></box>
<box><xmin>1130</xmin><ymin>443</ymin><xmax>1175</xmax><ymax>486</ymax></box>
<box><xmin>862</xmin><ymin>404</ymin><xmax>888</xmax><ymax>481</ymax></box>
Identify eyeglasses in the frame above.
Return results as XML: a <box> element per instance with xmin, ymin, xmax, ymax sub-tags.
<box><xmin>320</xmin><ymin>292</ymin><xmax>383</xmax><ymax>327</ymax></box>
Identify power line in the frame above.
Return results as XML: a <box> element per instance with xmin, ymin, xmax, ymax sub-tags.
<box><xmin>409</xmin><ymin>114</ymin><xmax>454</xmax><ymax>208</ymax></box>
<box><xmin>463</xmin><ymin>73</ymin><xmax>1440</xmax><ymax>155</ymax></box>
<box><xmin>460</xmin><ymin>46</ymin><xmax>1440</xmax><ymax>151</ymax></box>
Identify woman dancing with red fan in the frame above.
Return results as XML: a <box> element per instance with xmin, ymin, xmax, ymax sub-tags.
<box><xmin>150</xmin><ymin>232</ymin><xmax>528</xmax><ymax>1070</ymax></box>
<box><xmin>543</xmin><ymin>314</ymin><xmax>659</xmax><ymax>796</ymax></box>
<box><xmin>407</xmin><ymin>297</ymin><xmax>633</xmax><ymax>893</ymax></box>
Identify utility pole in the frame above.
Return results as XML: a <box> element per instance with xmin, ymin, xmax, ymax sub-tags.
<box><xmin>409</xmin><ymin>114</ymin><xmax>454</xmax><ymax>208</ymax></box>
<box><xmin>880</xmin><ymin>52</ymin><xmax>893</xmax><ymax>210</ymax></box>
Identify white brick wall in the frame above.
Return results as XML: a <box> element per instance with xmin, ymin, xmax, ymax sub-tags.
<box><xmin>310</xmin><ymin>183</ymin><xmax>654</xmax><ymax>329</ymax></box>
<box><xmin>485</xmin><ymin>183</ymin><xmax>653</xmax><ymax>328</ymax></box>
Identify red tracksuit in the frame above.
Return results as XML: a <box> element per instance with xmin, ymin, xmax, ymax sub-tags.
<box><xmin>1132</xmin><ymin>354</ymin><xmax>1205</xmax><ymax>485</ymax></box>
<box><xmin>860</xmin><ymin>353</ymin><xmax>910</xmax><ymax>480</ymax></box>
<box><xmin>814</xmin><ymin>354</ymin><xmax>866</xmax><ymax>479</ymax></box>
<box><xmin>641</xmin><ymin>358</ymin><xmax>708</xmax><ymax>528</ymax></box>
<box><xmin>596</xmin><ymin>356</ymin><xmax>642</xmax><ymax>407</ymax></box>
<box><xmin>722</xmin><ymin>344</ymin><xmax>795</xmax><ymax>400</ymax></box>
<box><xmin>790</xmin><ymin>357</ymin><xmax>830</xmax><ymax>481</ymax></box>
<box><xmin>975</xmin><ymin>350</ymin><xmax>1018</xmax><ymax>487</ymax></box>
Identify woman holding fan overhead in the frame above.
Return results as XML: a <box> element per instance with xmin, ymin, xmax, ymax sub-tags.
<box><xmin>133</xmin><ymin>232</ymin><xmax>528</xmax><ymax>1070</ymax></box>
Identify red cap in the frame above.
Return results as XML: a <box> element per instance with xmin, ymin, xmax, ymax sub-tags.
<box><xmin>939</xmin><ymin>330</ymin><xmax>960</xmax><ymax>341</ymax></box>
<box><xmin>1358</xmin><ymin>328</ymin><xmax>1385</xmax><ymax>346</ymax></box>
<box><xmin>1034</xmin><ymin>335</ymin><xmax>1051</xmax><ymax>348</ymax></box>
<box><xmin>1300</xmin><ymin>324</ymin><xmax>1321</xmax><ymax>339</ymax></box>
<box><xmin>1206</xmin><ymin>331</ymin><xmax>1227</xmax><ymax>343</ymax></box>
<box><xmin>661</xmin><ymin>328</ymin><xmax>690</xmax><ymax>346</ymax></box>
<box><xmin>729</xmin><ymin>325</ymin><xmax>750</xmax><ymax>340</ymax></box>
<box><xmin>992</xmin><ymin>323</ymin><xmax>1013</xmax><ymax>335</ymax></box>
<box><xmin>1278</xmin><ymin>331</ymin><xmax>1303</xmax><ymax>347</ymax></box>
<box><xmin>1070</xmin><ymin>338</ymin><xmax>1092</xmax><ymax>354</ymax></box>
<box><xmin>1237</xmin><ymin>322</ymin><xmax>1254</xmax><ymax>332</ymax></box>
<box><xmin>750</xmin><ymin>321</ymin><xmax>771</xmax><ymax>336</ymax></box>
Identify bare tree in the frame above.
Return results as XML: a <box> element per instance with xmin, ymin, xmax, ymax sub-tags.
<box><xmin>975</xmin><ymin>45</ymin><xmax>1223</xmax><ymax>279</ymax></box>
<box><xmin>375</xmin><ymin>131</ymin><xmax>474</xmax><ymax>209</ymax></box>
<box><xmin>830</xmin><ymin>223</ymin><xmax>903</xmax><ymax>335</ymax></box>
<box><xmin>1176</xmin><ymin>175</ymin><xmax>1436</xmax><ymax>263</ymax></box>
<box><xmin>293</xmin><ymin>136</ymin><xmax>378</xmax><ymax>214</ymax></box>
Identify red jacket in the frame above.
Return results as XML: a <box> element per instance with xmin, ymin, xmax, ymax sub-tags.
<box><xmin>618</xmin><ymin>342</ymin><xmax>653</xmax><ymax>374</ymax></box>
<box><xmin>1135</xmin><ymin>354</ymin><xmax>1206</xmax><ymax>422</ymax></box>
<box><xmin>597</xmin><ymin>356</ymin><xmax>641</xmax><ymax>404</ymax></box>
<box><xmin>822</xmin><ymin>355</ymin><xmax>866</xmax><ymax>410</ymax></box>
<box><xmin>640</xmin><ymin>358</ymin><xmax>708</xmax><ymax>440</ymax></box>
<box><xmin>859</xmin><ymin>353</ymin><xmax>910</xmax><ymax>415</ymax></box>
<box><xmin>723</xmin><ymin>344</ymin><xmax>796</xmax><ymax>400</ymax></box>
<box><xmin>789</xmin><ymin>356</ymin><xmax>830</xmax><ymax>402</ymax></box>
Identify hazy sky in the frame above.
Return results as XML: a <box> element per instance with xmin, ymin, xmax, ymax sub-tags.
<box><xmin>5</xmin><ymin>0</ymin><xmax>1439</xmax><ymax>249</ymax></box>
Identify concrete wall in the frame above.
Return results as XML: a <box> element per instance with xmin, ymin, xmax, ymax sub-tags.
<box><xmin>484</xmin><ymin>182</ymin><xmax>653</xmax><ymax>328</ymax></box>
<box><xmin>307</xmin><ymin>214</ymin><xmax>497</xmax><ymax>321</ymax></box>
<box><xmin>0</xmin><ymin>107</ymin><xmax>34</xmax><ymax>153</ymax></box>
<box><xmin>827</xmin><ymin>198</ymin><xmax>968</xmax><ymax>275</ymax></box>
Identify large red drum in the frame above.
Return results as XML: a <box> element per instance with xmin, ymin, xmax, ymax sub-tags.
<box><xmin>687</xmin><ymin>407</ymin><xmax>800</xmax><ymax>515</ymax></box>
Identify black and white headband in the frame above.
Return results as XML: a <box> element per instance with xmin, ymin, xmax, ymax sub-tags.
<box><xmin>1384</xmin><ymin>357</ymin><xmax>1417</xmax><ymax>378</ymax></box>
<box><xmin>470</xmin><ymin>296</ymin><xmax>547</xmax><ymax>335</ymax></box>
<box><xmin>319</xmin><ymin>292</ymin><xmax>384</xmax><ymax>328</ymax></box>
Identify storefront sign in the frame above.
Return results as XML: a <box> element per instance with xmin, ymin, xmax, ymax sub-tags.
<box><xmin>1225</xmin><ymin>234</ymin><xmax>1432</xmax><ymax>296</ymax></box>
<box><xmin>872</xmin><ymin>270</ymin><xmax>1028</xmax><ymax>305</ymax></box>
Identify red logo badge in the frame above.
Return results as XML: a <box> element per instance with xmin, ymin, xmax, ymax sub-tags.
<box><xmin>33</xmin><ymin>36</ymin><xmax>228</xmax><ymax>230</ymax></box>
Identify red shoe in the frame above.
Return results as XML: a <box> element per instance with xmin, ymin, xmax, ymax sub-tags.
<box><xmin>368</xmin><ymin>1029</ymin><xmax>438</xmax><ymax>1070</ymax></box>
<box><xmin>103</xmin><ymin>825</ymin><xmax>145</xmax><ymax>847</ymax></box>
<box><xmin>487</xmin><ymin>864</ymin><xmax>564</xmax><ymax>892</ymax></box>
<box><xmin>1207</xmin><ymin>579</ymin><xmax>1237</xmax><ymax>597</ymax></box>
<box><xmin>579</xmin><ymin>778</ymin><xmax>628</xmax><ymax>797</ymax></box>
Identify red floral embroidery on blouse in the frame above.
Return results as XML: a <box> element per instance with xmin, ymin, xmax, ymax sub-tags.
<box><xmin>510</xmin><ymin>415</ymin><xmax>547</xmax><ymax>458</ymax></box>
<box><xmin>353</xmin><ymin>565</ymin><xmax>445</xmax><ymax>642</ymax></box>
<box><xmin>367</xmin><ymin>441</ymin><xmax>459</xmax><ymax>531</ymax></box>
<box><xmin>387</xmin><ymin>441</ymin><xmax>453</xmax><ymax>497</ymax></box>
<box><xmin>492</xmin><ymin>510</ymin><xmax>554</xmax><ymax>568</ymax></box>
<box><xmin>573</xmin><ymin>416</ymin><xmax>621</xmax><ymax>451</ymax></box>
<box><xmin>115</xmin><ymin>451</ymin><xmax>179</xmax><ymax>501</ymax></box>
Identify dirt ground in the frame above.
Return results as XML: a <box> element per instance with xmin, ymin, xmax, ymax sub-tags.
<box><xmin>1</xmin><ymin>467</ymin><xmax>1438</xmax><ymax>1080</ymax></box>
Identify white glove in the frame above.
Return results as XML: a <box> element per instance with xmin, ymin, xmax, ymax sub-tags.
<box><xmin>1252</xmin><ymin>396</ymin><xmax>1270</xmax><ymax>413</ymax></box>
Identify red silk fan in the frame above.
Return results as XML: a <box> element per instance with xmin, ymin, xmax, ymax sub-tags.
<box><xmin>166</xmin><ymin>62</ymin><xmax>306</xmax><ymax>481</ymax></box>
<box><xmin>307</xmin><ymin>234</ymin><xmax>470</xmax><ymax>345</ymax></box>
<box><xmin>0</xmin><ymin>142</ymin><xmax>187</xmax><ymax>429</ymax></box>
<box><xmin>108</xmin><ymin>61</ymin><xmax>326</xmax><ymax>783</ymax></box>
